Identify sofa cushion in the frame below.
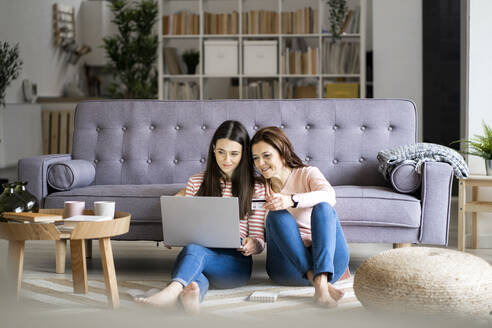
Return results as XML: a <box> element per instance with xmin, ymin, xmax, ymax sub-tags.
<box><xmin>47</xmin><ymin>160</ymin><xmax>96</xmax><ymax>191</ymax></box>
<box><xmin>390</xmin><ymin>163</ymin><xmax>421</xmax><ymax>193</ymax></box>
<box><xmin>334</xmin><ymin>186</ymin><xmax>421</xmax><ymax>228</ymax></box>
<box><xmin>44</xmin><ymin>184</ymin><xmax>185</xmax><ymax>223</ymax></box>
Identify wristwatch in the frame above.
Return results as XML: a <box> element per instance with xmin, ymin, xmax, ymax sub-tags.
<box><xmin>291</xmin><ymin>194</ymin><xmax>300</xmax><ymax>208</ymax></box>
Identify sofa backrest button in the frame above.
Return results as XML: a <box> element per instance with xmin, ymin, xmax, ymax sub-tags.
<box><xmin>332</xmin><ymin>125</ymin><xmax>338</xmax><ymax>131</ymax></box>
<box><xmin>201</xmin><ymin>125</ymin><xmax>207</xmax><ymax>130</ymax></box>
<box><xmin>360</xmin><ymin>126</ymin><xmax>366</xmax><ymax>131</ymax></box>
<box><xmin>200</xmin><ymin>158</ymin><xmax>205</xmax><ymax>163</ymax></box>
<box><xmin>175</xmin><ymin>125</ymin><xmax>180</xmax><ymax>131</ymax></box>
<box><xmin>332</xmin><ymin>159</ymin><xmax>338</xmax><ymax>164</ymax></box>
<box><xmin>150</xmin><ymin>125</ymin><xmax>155</xmax><ymax>130</ymax></box>
<box><xmin>173</xmin><ymin>159</ymin><xmax>178</xmax><ymax>164</ymax></box>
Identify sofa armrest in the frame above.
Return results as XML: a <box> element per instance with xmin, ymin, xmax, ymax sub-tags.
<box><xmin>419</xmin><ymin>162</ymin><xmax>453</xmax><ymax>245</ymax></box>
<box><xmin>17</xmin><ymin>154</ymin><xmax>72</xmax><ymax>208</ymax></box>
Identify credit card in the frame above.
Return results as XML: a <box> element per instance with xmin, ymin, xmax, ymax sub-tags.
<box><xmin>251</xmin><ymin>199</ymin><xmax>266</xmax><ymax>209</ymax></box>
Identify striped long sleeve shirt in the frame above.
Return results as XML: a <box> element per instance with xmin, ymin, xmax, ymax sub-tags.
<box><xmin>185</xmin><ymin>173</ymin><xmax>267</xmax><ymax>253</ymax></box>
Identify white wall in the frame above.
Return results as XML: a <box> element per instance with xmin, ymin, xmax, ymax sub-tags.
<box><xmin>465</xmin><ymin>0</ymin><xmax>492</xmax><ymax>246</ymax></box>
<box><xmin>372</xmin><ymin>0</ymin><xmax>422</xmax><ymax>141</ymax></box>
<box><xmin>0</xmin><ymin>0</ymin><xmax>84</xmax><ymax>104</ymax></box>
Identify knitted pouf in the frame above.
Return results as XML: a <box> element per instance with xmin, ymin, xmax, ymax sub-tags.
<box><xmin>354</xmin><ymin>247</ymin><xmax>492</xmax><ymax>317</ymax></box>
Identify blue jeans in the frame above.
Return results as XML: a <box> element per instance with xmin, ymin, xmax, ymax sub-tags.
<box><xmin>171</xmin><ymin>243</ymin><xmax>252</xmax><ymax>302</ymax></box>
<box><xmin>266</xmin><ymin>202</ymin><xmax>349</xmax><ymax>286</ymax></box>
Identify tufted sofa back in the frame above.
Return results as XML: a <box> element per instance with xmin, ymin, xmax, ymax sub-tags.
<box><xmin>72</xmin><ymin>99</ymin><xmax>417</xmax><ymax>187</ymax></box>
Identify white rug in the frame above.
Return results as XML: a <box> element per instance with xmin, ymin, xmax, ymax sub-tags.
<box><xmin>19</xmin><ymin>276</ymin><xmax>361</xmax><ymax>317</ymax></box>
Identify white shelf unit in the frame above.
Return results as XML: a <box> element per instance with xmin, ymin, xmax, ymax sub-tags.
<box><xmin>158</xmin><ymin>0</ymin><xmax>366</xmax><ymax>100</ymax></box>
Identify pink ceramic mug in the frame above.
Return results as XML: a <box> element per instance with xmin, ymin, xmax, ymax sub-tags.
<box><xmin>63</xmin><ymin>201</ymin><xmax>85</xmax><ymax>218</ymax></box>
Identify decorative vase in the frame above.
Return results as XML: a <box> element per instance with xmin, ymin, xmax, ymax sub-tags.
<box><xmin>186</xmin><ymin>63</ymin><xmax>197</xmax><ymax>75</ymax></box>
<box><xmin>14</xmin><ymin>181</ymin><xmax>39</xmax><ymax>212</ymax></box>
<box><xmin>486</xmin><ymin>159</ymin><xmax>492</xmax><ymax>176</ymax></box>
<box><xmin>0</xmin><ymin>183</ymin><xmax>26</xmax><ymax>221</ymax></box>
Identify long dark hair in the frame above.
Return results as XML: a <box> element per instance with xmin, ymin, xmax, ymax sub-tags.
<box><xmin>196</xmin><ymin>120</ymin><xmax>255</xmax><ymax>219</ymax></box>
<box><xmin>251</xmin><ymin>126</ymin><xmax>306</xmax><ymax>169</ymax></box>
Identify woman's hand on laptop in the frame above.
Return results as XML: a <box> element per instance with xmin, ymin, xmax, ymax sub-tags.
<box><xmin>238</xmin><ymin>237</ymin><xmax>260</xmax><ymax>256</ymax></box>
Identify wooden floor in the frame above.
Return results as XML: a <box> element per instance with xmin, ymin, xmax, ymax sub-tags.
<box><xmin>0</xmin><ymin>198</ymin><xmax>490</xmax><ymax>325</ymax></box>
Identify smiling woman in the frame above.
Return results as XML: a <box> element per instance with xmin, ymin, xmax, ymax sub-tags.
<box><xmin>251</xmin><ymin>126</ymin><xmax>349</xmax><ymax>308</ymax></box>
<box><xmin>135</xmin><ymin>120</ymin><xmax>266</xmax><ymax>314</ymax></box>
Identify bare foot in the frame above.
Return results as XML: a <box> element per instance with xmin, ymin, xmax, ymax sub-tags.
<box><xmin>313</xmin><ymin>274</ymin><xmax>338</xmax><ymax>308</ymax></box>
<box><xmin>328</xmin><ymin>283</ymin><xmax>345</xmax><ymax>301</ymax></box>
<box><xmin>180</xmin><ymin>282</ymin><xmax>200</xmax><ymax>315</ymax></box>
<box><xmin>134</xmin><ymin>281</ymin><xmax>183</xmax><ymax>308</ymax></box>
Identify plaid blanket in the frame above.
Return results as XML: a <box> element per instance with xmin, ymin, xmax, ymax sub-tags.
<box><xmin>377</xmin><ymin>142</ymin><xmax>469</xmax><ymax>180</ymax></box>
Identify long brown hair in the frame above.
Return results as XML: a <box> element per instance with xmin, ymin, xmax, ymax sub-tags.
<box><xmin>196</xmin><ymin>120</ymin><xmax>255</xmax><ymax>218</ymax></box>
<box><xmin>251</xmin><ymin>126</ymin><xmax>307</xmax><ymax>169</ymax></box>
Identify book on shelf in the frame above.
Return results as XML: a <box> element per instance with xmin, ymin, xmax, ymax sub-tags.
<box><xmin>163</xmin><ymin>47</ymin><xmax>183</xmax><ymax>75</ymax></box>
<box><xmin>2</xmin><ymin>212</ymin><xmax>63</xmax><ymax>223</ymax></box>
<box><xmin>322</xmin><ymin>40</ymin><xmax>359</xmax><ymax>74</ymax></box>
<box><xmin>164</xmin><ymin>81</ymin><xmax>199</xmax><ymax>100</ymax></box>
<box><xmin>325</xmin><ymin>82</ymin><xmax>359</xmax><ymax>98</ymax></box>
<box><xmin>164</xmin><ymin>11</ymin><xmax>199</xmax><ymax>35</ymax></box>
<box><xmin>280</xmin><ymin>7</ymin><xmax>317</xmax><ymax>34</ymax></box>
<box><xmin>294</xmin><ymin>85</ymin><xmax>317</xmax><ymax>98</ymax></box>
<box><xmin>204</xmin><ymin>11</ymin><xmax>238</xmax><ymax>34</ymax></box>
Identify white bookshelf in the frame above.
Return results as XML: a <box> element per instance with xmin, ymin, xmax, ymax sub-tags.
<box><xmin>157</xmin><ymin>0</ymin><xmax>366</xmax><ymax>100</ymax></box>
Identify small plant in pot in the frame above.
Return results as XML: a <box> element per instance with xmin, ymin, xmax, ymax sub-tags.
<box><xmin>452</xmin><ymin>121</ymin><xmax>492</xmax><ymax>175</ymax></box>
<box><xmin>0</xmin><ymin>42</ymin><xmax>23</xmax><ymax>107</ymax></box>
<box><xmin>182</xmin><ymin>50</ymin><xmax>199</xmax><ymax>75</ymax></box>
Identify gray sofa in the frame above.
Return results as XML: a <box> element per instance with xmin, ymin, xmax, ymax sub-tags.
<box><xmin>19</xmin><ymin>99</ymin><xmax>453</xmax><ymax>245</ymax></box>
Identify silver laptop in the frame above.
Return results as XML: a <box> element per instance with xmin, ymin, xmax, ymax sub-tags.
<box><xmin>160</xmin><ymin>196</ymin><xmax>242</xmax><ymax>248</ymax></box>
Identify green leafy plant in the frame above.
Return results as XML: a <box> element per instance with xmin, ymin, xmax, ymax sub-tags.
<box><xmin>103</xmin><ymin>0</ymin><xmax>158</xmax><ymax>99</ymax></box>
<box><xmin>327</xmin><ymin>0</ymin><xmax>348</xmax><ymax>42</ymax></box>
<box><xmin>452</xmin><ymin>121</ymin><xmax>492</xmax><ymax>160</ymax></box>
<box><xmin>0</xmin><ymin>42</ymin><xmax>23</xmax><ymax>107</ymax></box>
<box><xmin>182</xmin><ymin>50</ymin><xmax>199</xmax><ymax>74</ymax></box>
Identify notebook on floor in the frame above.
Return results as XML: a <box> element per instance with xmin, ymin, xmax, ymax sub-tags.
<box><xmin>160</xmin><ymin>196</ymin><xmax>242</xmax><ymax>248</ymax></box>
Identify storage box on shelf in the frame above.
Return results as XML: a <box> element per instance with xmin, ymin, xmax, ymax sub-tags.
<box><xmin>243</xmin><ymin>40</ymin><xmax>278</xmax><ymax>76</ymax></box>
<box><xmin>204</xmin><ymin>40</ymin><xmax>239</xmax><ymax>75</ymax></box>
<box><xmin>157</xmin><ymin>0</ymin><xmax>366</xmax><ymax>100</ymax></box>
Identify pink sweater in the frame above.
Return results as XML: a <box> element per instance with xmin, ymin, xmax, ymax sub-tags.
<box><xmin>266</xmin><ymin>166</ymin><xmax>336</xmax><ymax>247</ymax></box>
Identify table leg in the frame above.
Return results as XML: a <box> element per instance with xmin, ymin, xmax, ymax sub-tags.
<box><xmin>7</xmin><ymin>240</ymin><xmax>25</xmax><ymax>299</ymax></box>
<box><xmin>85</xmin><ymin>239</ymin><xmax>93</xmax><ymax>259</ymax></box>
<box><xmin>99</xmin><ymin>237</ymin><xmax>119</xmax><ymax>309</ymax></box>
<box><xmin>55</xmin><ymin>240</ymin><xmax>67</xmax><ymax>274</ymax></box>
<box><xmin>472</xmin><ymin>186</ymin><xmax>479</xmax><ymax>249</ymax></box>
<box><xmin>70</xmin><ymin>239</ymin><xmax>88</xmax><ymax>294</ymax></box>
<box><xmin>458</xmin><ymin>180</ymin><xmax>466</xmax><ymax>251</ymax></box>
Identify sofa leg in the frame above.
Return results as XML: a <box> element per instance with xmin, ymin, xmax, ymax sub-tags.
<box><xmin>393</xmin><ymin>243</ymin><xmax>412</xmax><ymax>248</ymax></box>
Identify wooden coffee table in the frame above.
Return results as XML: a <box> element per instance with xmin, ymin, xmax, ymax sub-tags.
<box><xmin>0</xmin><ymin>209</ymin><xmax>130</xmax><ymax>309</ymax></box>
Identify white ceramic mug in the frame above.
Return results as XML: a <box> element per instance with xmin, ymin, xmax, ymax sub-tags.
<box><xmin>63</xmin><ymin>201</ymin><xmax>85</xmax><ymax>219</ymax></box>
<box><xmin>94</xmin><ymin>201</ymin><xmax>115</xmax><ymax>219</ymax></box>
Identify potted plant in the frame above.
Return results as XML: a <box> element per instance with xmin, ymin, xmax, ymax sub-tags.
<box><xmin>182</xmin><ymin>50</ymin><xmax>199</xmax><ymax>75</ymax></box>
<box><xmin>103</xmin><ymin>0</ymin><xmax>158</xmax><ymax>99</ymax></box>
<box><xmin>453</xmin><ymin>121</ymin><xmax>492</xmax><ymax>175</ymax></box>
<box><xmin>0</xmin><ymin>42</ymin><xmax>23</xmax><ymax>107</ymax></box>
<box><xmin>327</xmin><ymin>0</ymin><xmax>348</xmax><ymax>42</ymax></box>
